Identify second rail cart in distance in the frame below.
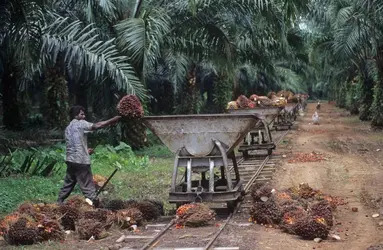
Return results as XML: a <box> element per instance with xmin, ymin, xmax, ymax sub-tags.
<box><xmin>227</xmin><ymin>106</ymin><xmax>282</xmax><ymax>157</ymax></box>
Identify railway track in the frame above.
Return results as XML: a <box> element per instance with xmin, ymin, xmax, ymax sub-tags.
<box><xmin>120</xmin><ymin>129</ymin><xmax>292</xmax><ymax>250</ymax></box>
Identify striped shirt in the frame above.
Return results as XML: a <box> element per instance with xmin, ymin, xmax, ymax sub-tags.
<box><xmin>65</xmin><ymin>119</ymin><xmax>94</xmax><ymax>164</ymax></box>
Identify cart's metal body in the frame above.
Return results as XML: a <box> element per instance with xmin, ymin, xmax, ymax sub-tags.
<box><xmin>143</xmin><ymin>114</ymin><xmax>260</xmax><ymax>210</ymax></box>
<box><xmin>275</xmin><ymin>103</ymin><xmax>299</xmax><ymax>130</ymax></box>
<box><xmin>227</xmin><ymin>107</ymin><xmax>282</xmax><ymax>157</ymax></box>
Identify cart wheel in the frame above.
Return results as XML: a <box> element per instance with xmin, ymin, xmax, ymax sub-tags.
<box><xmin>226</xmin><ymin>200</ymin><xmax>237</xmax><ymax>213</ymax></box>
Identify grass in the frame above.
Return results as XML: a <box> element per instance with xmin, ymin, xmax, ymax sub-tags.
<box><xmin>0</xmin><ymin>142</ymin><xmax>175</xmax><ymax>217</ymax></box>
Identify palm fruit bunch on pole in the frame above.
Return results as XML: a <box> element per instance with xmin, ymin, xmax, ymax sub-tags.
<box><xmin>175</xmin><ymin>203</ymin><xmax>216</xmax><ymax>228</ymax></box>
<box><xmin>117</xmin><ymin>95</ymin><xmax>148</xmax><ymax>150</ymax></box>
<box><xmin>117</xmin><ymin>95</ymin><xmax>144</xmax><ymax>118</ymax></box>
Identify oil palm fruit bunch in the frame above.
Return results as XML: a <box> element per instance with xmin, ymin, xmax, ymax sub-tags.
<box><xmin>0</xmin><ymin>213</ymin><xmax>20</xmax><ymax>237</ymax></box>
<box><xmin>280</xmin><ymin>205</ymin><xmax>307</xmax><ymax>233</ymax></box>
<box><xmin>256</xmin><ymin>96</ymin><xmax>273</xmax><ymax>107</ymax></box>
<box><xmin>267</xmin><ymin>92</ymin><xmax>277</xmax><ymax>99</ymax></box>
<box><xmin>117</xmin><ymin>95</ymin><xmax>144</xmax><ymax>119</ymax></box>
<box><xmin>226</xmin><ymin>101</ymin><xmax>239</xmax><ymax>110</ymax></box>
<box><xmin>33</xmin><ymin>203</ymin><xmax>60</xmax><ymax>219</ymax></box>
<box><xmin>291</xmin><ymin>215</ymin><xmax>330</xmax><ymax>240</ymax></box>
<box><xmin>16</xmin><ymin>203</ymin><xmax>39</xmax><ymax>220</ymax></box>
<box><xmin>102</xmin><ymin>199</ymin><xmax>126</xmax><ymax>211</ymax></box>
<box><xmin>176</xmin><ymin>203</ymin><xmax>215</xmax><ymax>228</ymax></box>
<box><xmin>249</xmin><ymin>94</ymin><xmax>259</xmax><ymax>101</ymax></box>
<box><xmin>81</xmin><ymin>209</ymin><xmax>109</xmax><ymax>224</ymax></box>
<box><xmin>250</xmin><ymin>183</ymin><xmax>273</xmax><ymax>202</ymax></box>
<box><xmin>135</xmin><ymin>200</ymin><xmax>162</xmax><ymax>221</ymax></box>
<box><xmin>124</xmin><ymin>199</ymin><xmax>139</xmax><ymax>209</ymax></box>
<box><xmin>67</xmin><ymin>195</ymin><xmax>93</xmax><ymax>212</ymax></box>
<box><xmin>236</xmin><ymin>95</ymin><xmax>251</xmax><ymax>108</ymax></box>
<box><xmin>115</xmin><ymin>208</ymin><xmax>144</xmax><ymax>229</ymax></box>
<box><xmin>271</xmin><ymin>97</ymin><xmax>287</xmax><ymax>107</ymax></box>
<box><xmin>117</xmin><ymin>95</ymin><xmax>148</xmax><ymax>150</ymax></box>
<box><xmin>58</xmin><ymin>205</ymin><xmax>80</xmax><ymax>230</ymax></box>
<box><xmin>297</xmin><ymin>183</ymin><xmax>320</xmax><ymax>199</ymax></box>
<box><xmin>273</xmin><ymin>191</ymin><xmax>294</xmax><ymax>206</ymax></box>
<box><xmin>142</xmin><ymin>199</ymin><xmax>164</xmax><ymax>216</ymax></box>
<box><xmin>249</xmin><ymin>198</ymin><xmax>282</xmax><ymax>225</ymax></box>
<box><xmin>76</xmin><ymin>218</ymin><xmax>105</xmax><ymax>240</ymax></box>
<box><xmin>308</xmin><ymin>200</ymin><xmax>334</xmax><ymax>227</ymax></box>
<box><xmin>37</xmin><ymin>219</ymin><xmax>64</xmax><ymax>241</ymax></box>
<box><xmin>5</xmin><ymin>217</ymin><xmax>39</xmax><ymax>245</ymax></box>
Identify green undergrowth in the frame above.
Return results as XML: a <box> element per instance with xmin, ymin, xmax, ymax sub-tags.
<box><xmin>0</xmin><ymin>142</ymin><xmax>174</xmax><ymax>216</ymax></box>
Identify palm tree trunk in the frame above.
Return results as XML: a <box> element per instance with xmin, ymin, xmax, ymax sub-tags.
<box><xmin>370</xmin><ymin>58</ymin><xmax>383</xmax><ymax>127</ymax></box>
<box><xmin>1</xmin><ymin>70</ymin><xmax>22</xmax><ymax>130</ymax></box>
<box><xmin>359</xmin><ymin>76</ymin><xmax>374</xmax><ymax>121</ymax></box>
<box><xmin>41</xmin><ymin>65</ymin><xmax>69</xmax><ymax>129</ymax></box>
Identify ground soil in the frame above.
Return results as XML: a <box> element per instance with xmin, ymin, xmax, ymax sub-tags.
<box><xmin>238</xmin><ymin>103</ymin><xmax>383</xmax><ymax>250</ymax></box>
<box><xmin>2</xmin><ymin>102</ymin><xmax>383</xmax><ymax>250</ymax></box>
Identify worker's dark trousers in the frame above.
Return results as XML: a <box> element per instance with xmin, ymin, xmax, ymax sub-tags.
<box><xmin>57</xmin><ymin>161</ymin><xmax>97</xmax><ymax>203</ymax></box>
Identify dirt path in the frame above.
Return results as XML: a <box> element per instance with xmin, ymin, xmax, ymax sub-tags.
<box><xmin>253</xmin><ymin>102</ymin><xmax>383</xmax><ymax>250</ymax></box>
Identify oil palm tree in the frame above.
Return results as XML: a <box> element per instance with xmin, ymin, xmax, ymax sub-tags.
<box><xmin>0</xmin><ymin>0</ymin><xmax>145</xmax><ymax>130</ymax></box>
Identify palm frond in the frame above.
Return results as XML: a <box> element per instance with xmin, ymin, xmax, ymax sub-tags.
<box><xmin>115</xmin><ymin>8</ymin><xmax>171</xmax><ymax>79</ymax></box>
<box><xmin>42</xmin><ymin>16</ymin><xmax>145</xmax><ymax>98</ymax></box>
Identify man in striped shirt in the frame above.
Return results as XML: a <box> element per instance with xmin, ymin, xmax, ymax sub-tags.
<box><xmin>57</xmin><ymin>105</ymin><xmax>121</xmax><ymax>206</ymax></box>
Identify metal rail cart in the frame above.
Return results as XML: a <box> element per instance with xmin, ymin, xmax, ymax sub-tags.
<box><xmin>275</xmin><ymin>103</ymin><xmax>299</xmax><ymax>130</ymax></box>
<box><xmin>143</xmin><ymin>114</ymin><xmax>260</xmax><ymax>211</ymax></box>
<box><xmin>227</xmin><ymin>107</ymin><xmax>282</xmax><ymax>157</ymax></box>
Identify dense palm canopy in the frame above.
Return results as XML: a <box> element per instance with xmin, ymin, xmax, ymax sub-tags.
<box><xmin>1</xmin><ymin>0</ymin><xmax>383</xmax><ymax>148</ymax></box>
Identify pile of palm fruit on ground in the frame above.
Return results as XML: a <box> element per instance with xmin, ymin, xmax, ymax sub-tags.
<box><xmin>250</xmin><ymin>182</ymin><xmax>346</xmax><ymax>240</ymax></box>
<box><xmin>175</xmin><ymin>203</ymin><xmax>216</xmax><ymax>229</ymax></box>
<box><xmin>227</xmin><ymin>90</ymin><xmax>304</xmax><ymax>110</ymax></box>
<box><xmin>0</xmin><ymin>196</ymin><xmax>164</xmax><ymax>245</ymax></box>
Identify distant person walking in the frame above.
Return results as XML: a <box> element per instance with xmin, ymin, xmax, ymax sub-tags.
<box><xmin>57</xmin><ymin>105</ymin><xmax>121</xmax><ymax>206</ymax></box>
<box><xmin>316</xmin><ymin>101</ymin><xmax>321</xmax><ymax>111</ymax></box>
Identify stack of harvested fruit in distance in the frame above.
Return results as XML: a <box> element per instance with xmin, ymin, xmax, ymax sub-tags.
<box><xmin>226</xmin><ymin>90</ymin><xmax>305</xmax><ymax>110</ymax></box>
